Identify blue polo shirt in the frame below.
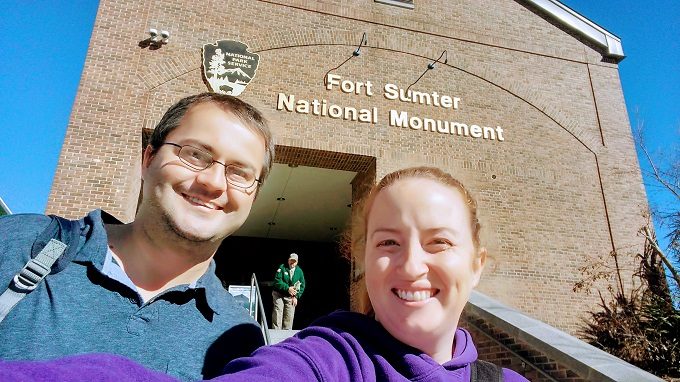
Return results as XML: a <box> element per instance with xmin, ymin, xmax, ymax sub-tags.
<box><xmin>0</xmin><ymin>210</ymin><xmax>264</xmax><ymax>381</ymax></box>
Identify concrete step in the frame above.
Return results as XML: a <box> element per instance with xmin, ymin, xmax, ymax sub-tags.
<box><xmin>268</xmin><ymin>329</ymin><xmax>300</xmax><ymax>344</ymax></box>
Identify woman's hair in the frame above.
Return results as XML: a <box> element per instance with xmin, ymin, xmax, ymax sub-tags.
<box><xmin>344</xmin><ymin>166</ymin><xmax>482</xmax><ymax>315</ymax></box>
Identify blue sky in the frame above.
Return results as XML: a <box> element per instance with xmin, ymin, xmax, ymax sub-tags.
<box><xmin>0</xmin><ymin>1</ymin><xmax>677</xmax><ymax>250</ymax></box>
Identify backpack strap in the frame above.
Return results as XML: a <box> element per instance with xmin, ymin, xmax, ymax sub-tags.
<box><xmin>0</xmin><ymin>215</ymin><xmax>83</xmax><ymax>323</ymax></box>
<box><xmin>470</xmin><ymin>359</ymin><xmax>504</xmax><ymax>382</ymax></box>
<box><xmin>31</xmin><ymin>215</ymin><xmax>83</xmax><ymax>274</ymax></box>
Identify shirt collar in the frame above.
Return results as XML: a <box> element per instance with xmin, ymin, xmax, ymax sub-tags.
<box><xmin>77</xmin><ymin>209</ymin><xmax>224</xmax><ymax>314</ymax></box>
<box><xmin>102</xmin><ymin>247</ymin><xmax>138</xmax><ymax>292</ymax></box>
<box><xmin>73</xmin><ymin>209</ymin><xmax>116</xmax><ymax>268</ymax></box>
<box><xmin>193</xmin><ymin>260</ymin><xmax>227</xmax><ymax>315</ymax></box>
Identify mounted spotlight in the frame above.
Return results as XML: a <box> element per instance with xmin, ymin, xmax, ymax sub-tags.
<box><xmin>160</xmin><ymin>30</ymin><xmax>170</xmax><ymax>44</ymax></box>
<box><xmin>149</xmin><ymin>28</ymin><xmax>160</xmax><ymax>43</ymax></box>
<box><xmin>353</xmin><ymin>32</ymin><xmax>368</xmax><ymax>57</ymax></box>
<box><xmin>406</xmin><ymin>50</ymin><xmax>448</xmax><ymax>94</ymax></box>
<box><xmin>324</xmin><ymin>32</ymin><xmax>368</xmax><ymax>86</ymax></box>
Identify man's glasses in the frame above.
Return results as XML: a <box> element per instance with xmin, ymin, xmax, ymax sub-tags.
<box><xmin>162</xmin><ymin>142</ymin><xmax>261</xmax><ymax>189</ymax></box>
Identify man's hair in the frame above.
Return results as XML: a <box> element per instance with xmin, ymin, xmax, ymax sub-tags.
<box><xmin>149</xmin><ymin>92</ymin><xmax>275</xmax><ymax>183</ymax></box>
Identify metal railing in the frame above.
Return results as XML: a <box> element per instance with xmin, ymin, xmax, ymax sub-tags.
<box><xmin>249</xmin><ymin>273</ymin><xmax>271</xmax><ymax>345</ymax></box>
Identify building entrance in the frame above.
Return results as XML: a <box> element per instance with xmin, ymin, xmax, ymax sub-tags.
<box><xmin>215</xmin><ymin>146</ymin><xmax>376</xmax><ymax>329</ymax></box>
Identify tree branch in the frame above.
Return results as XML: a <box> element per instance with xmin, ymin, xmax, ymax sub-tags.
<box><xmin>643</xmin><ymin>226</ymin><xmax>680</xmax><ymax>288</ymax></box>
<box><xmin>635</xmin><ymin>120</ymin><xmax>680</xmax><ymax>200</ymax></box>
<box><xmin>638</xmin><ymin>140</ymin><xmax>680</xmax><ymax>200</ymax></box>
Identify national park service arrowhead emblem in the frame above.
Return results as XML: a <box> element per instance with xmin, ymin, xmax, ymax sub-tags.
<box><xmin>202</xmin><ymin>40</ymin><xmax>260</xmax><ymax>96</ymax></box>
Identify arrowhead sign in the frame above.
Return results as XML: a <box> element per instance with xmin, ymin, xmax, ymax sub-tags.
<box><xmin>202</xmin><ymin>40</ymin><xmax>260</xmax><ymax>96</ymax></box>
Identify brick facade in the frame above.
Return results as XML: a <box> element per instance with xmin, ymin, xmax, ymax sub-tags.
<box><xmin>48</xmin><ymin>0</ymin><xmax>647</xmax><ymax>357</ymax></box>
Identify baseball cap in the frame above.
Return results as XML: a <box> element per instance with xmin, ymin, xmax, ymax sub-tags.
<box><xmin>289</xmin><ymin>253</ymin><xmax>299</xmax><ymax>262</ymax></box>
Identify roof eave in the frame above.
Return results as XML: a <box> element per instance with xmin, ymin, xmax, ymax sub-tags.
<box><xmin>525</xmin><ymin>0</ymin><xmax>625</xmax><ymax>62</ymax></box>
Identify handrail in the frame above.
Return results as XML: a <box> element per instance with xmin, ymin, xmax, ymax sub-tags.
<box><xmin>250</xmin><ymin>273</ymin><xmax>271</xmax><ymax>345</ymax></box>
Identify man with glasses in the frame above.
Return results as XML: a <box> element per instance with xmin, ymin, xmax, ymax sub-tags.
<box><xmin>0</xmin><ymin>93</ymin><xmax>275</xmax><ymax>380</ymax></box>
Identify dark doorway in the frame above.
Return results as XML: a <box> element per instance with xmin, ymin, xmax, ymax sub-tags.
<box><xmin>212</xmin><ymin>146</ymin><xmax>376</xmax><ymax>329</ymax></box>
<box><xmin>214</xmin><ymin>236</ymin><xmax>350</xmax><ymax>329</ymax></box>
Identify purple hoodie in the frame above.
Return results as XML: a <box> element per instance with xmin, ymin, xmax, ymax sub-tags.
<box><xmin>220</xmin><ymin>311</ymin><xmax>527</xmax><ymax>381</ymax></box>
<box><xmin>0</xmin><ymin>311</ymin><xmax>528</xmax><ymax>381</ymax></box>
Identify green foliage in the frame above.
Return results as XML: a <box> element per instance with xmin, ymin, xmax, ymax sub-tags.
<box><xmin>580</xmin><ymin>288</ymin><xmax>679</xmax><ymax>377</ymax></box>
<box><xmin>577</xmin><ymin>239</ymin><xmax>680</xmax><ymax>379</ymax></box>
<box><xmin>579</xmin><ymin>120</ymin><xmax>680</xmax><ymax>379</ymax></box>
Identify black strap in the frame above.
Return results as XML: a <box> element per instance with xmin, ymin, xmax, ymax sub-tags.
<box><xmin>30</xmin><ymin>215</ymin><xmax>83</xmax><ymax>274</ymax></box>
<box><xmin>470</xmin><ymin>359</ymin><xmax>503</xmax><ymax>382</ymax></box>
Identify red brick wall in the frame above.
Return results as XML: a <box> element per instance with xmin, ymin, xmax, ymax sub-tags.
<box><xmin>48</xmin><ymin>0</ymin><xmax>648</xmax><ymax>334</ymax></box>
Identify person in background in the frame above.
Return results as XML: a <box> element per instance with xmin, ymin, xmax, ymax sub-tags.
<box><xmin>271</xmin><ymin>252</ymin><xmax>306</xmax><ymax>330</ymax></box>
<box><xmin>0</xmin><ymin>166</ymin><xmax>529</xmax><ymax>382</ymax></box>
<box><xmin>0</xmin><ymin>92</ymin><xmax>275</xmax><ymax>380</ymax></box>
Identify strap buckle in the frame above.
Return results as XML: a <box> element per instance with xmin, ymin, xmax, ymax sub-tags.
<box><xmin>12</xmin><ymin>239</ymin><xmax>67</xmax><ymax>292</ymax></box>
<box><xmin>13</xmin><ymin>259</ymin><xmax>50</xmax><ymax>291</ymax></box>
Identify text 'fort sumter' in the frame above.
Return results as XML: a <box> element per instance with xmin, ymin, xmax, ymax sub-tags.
<box><xmin>275</xmin><ymin>74</ymin><xmax>505</xmax><ymax>142</ymax></box>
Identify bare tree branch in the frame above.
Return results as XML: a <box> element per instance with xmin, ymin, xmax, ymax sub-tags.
<box><xmin>635</xmin><ymin>120</ymin><xmax>680</xmax><ymax>200</ymax></box>
<box><xmin>643</xmin><ymin>226</ymin><xmax>680</xmax><ymax>288</ymax></box>
<box><xmin>638</xmin><ymin>139</ymin><xmax>680</xmax><ymax>200</ymax></box>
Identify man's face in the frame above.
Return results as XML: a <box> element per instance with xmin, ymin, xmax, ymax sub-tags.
<box><xmin>140</xmin><ymin>102</ymin><xmax>266</xmax><ymax>243</ymax></box>
<box><xmin>288</xmin><ymin>259</ymin><xmax>297</xmax><ymax>268</ymax></box>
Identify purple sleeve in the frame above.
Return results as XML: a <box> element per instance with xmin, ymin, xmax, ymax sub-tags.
<box><xmin>503</xmin><ymin>367</ymin><xmax>531</xmax><ymax>382</ymax></box>
<box><xmin>216</xmin><ymin>338</ymin><xmax>335</xmax><ymax>381</ymax></box>
<box><xmin>0</xmin><ymin>332</ymin><xmax>354</xmax><ymax>382</ymax></box>
<box><xmin>0</xmin><ymin>354</ymin><xmax>177</xmax><ymax>382</ymax></box>
<box><xmin>215</xmin><ymin>330</ymin><xmax>370</xmax><ymax>381</ymax></box>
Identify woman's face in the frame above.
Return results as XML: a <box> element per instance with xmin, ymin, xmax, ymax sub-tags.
<box><xmin>364</xmin><ymin>177</ymin><xmax>485</xmax><ymax>358</ymax></box>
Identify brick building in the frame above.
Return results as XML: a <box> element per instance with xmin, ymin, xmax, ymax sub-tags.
<box><xmin>47</xmin><ymin>1</ymin><xmax>651</xmax><ymax>380</ymax></box>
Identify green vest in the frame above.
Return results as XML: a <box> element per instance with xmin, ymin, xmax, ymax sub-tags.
<box><xmin>273</xmin><ymin>264</ymin><xmax>305</xmax><ymax>298</ymax></box>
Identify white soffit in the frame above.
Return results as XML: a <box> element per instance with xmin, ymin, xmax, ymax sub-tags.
<box><xmin>235</xmin><ymin>164</ymin><xmax>355</xmax><ymax>242</ymax></box>
<box><xmin>526</xmin><ymin>0</ymin><xmax>625</xmax><ymax>60</ymax></box>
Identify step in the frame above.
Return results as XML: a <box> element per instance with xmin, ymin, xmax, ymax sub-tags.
<box><xmin>268</xmin><ymin>329</ymin><xmax>300</xmax><ymax>344</ymax></box>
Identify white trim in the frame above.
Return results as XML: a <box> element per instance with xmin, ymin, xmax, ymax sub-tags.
<box><xmin>467</xmin><ymin>291</ymin><xmax>662</xmax><ymax>381</ymax></box>
<box><xmin>526</xmin><ymin>0</ymin><xmax>624</xmax><ymax>60</ymax></box>
<box><xmin>374</xmin><ymin>0</ymin><xmax>415</xmax><ymax>10</ymax></box>
<box><xmin>0</xmin><ymin>197</ymin><xmax>11</xmax><ymax>215</ymax></box>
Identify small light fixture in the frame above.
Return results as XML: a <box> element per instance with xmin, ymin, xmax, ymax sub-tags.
<box><xmin>147</xmin><ymin>28</ymin><xmax>170</xmax><ymax>47</ymax></box>
<box><xmin>268</xmin><ymin>222</ymin><xmax>276</xmax><ymax>226</ymax></box>
<box><xmin>323</xmin><ymin>32</ymin><xmax>368</xmax><ymax>86</ymax></box>
<box><xmin>276</xmin><ymin>197</ymin><xmax>286</xmax><ymax>201</ymax></box>
<box><xmin>406</xmin><ymin>50</ymin><xmax>448</xmax><ymax>94</ymax></box>
<box><xmin>149</xmin><ymin>28</ymin><xmax>160</xmax><ymax>43</ymax></box>
<box><xmin>160</xmin><ymin>30</ymin><xmax>170</xmax><ymax>44</ymax></box>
